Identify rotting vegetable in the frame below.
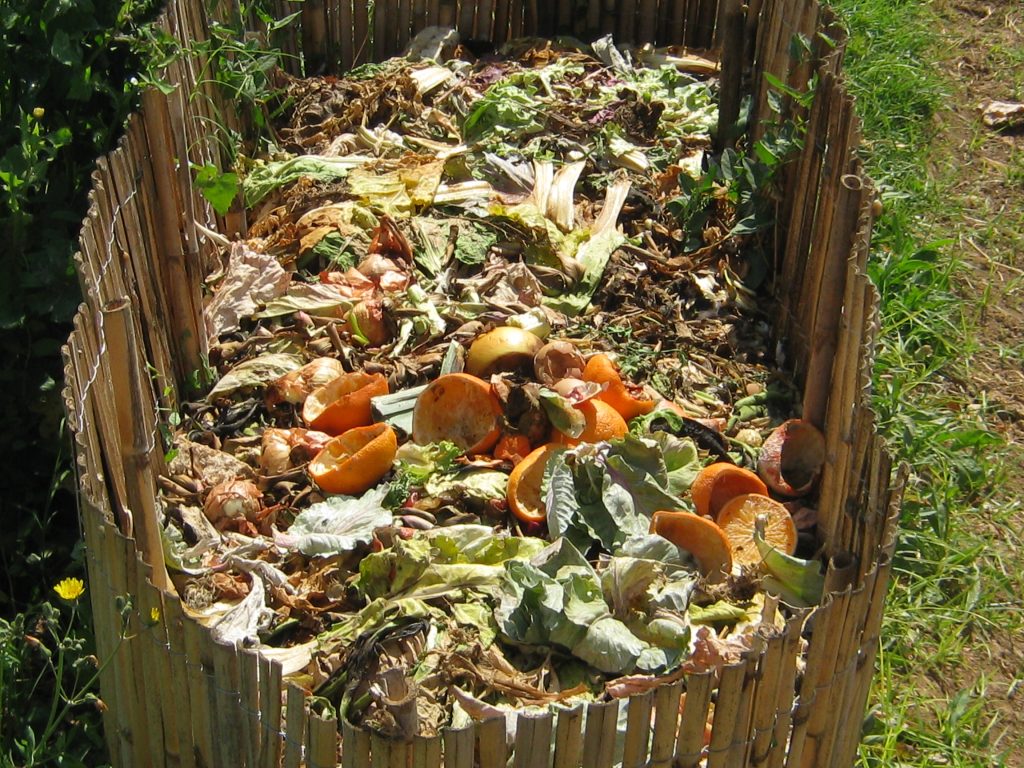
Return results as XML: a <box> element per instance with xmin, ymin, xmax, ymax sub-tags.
<box><xmin>158</xmin><ymin>30</ymin><xmax>824</xmax><ymax>739</ymax></box>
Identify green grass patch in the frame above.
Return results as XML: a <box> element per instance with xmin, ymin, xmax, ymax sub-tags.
<box><xmin>830</xmin><ymin>0</ymin><xmax>1024</xmax><ymax>763</ymax></box>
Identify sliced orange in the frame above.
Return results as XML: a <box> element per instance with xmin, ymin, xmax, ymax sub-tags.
<box><xmin>553</xmin><ymin>398</ymin><xmax>628</xmax><ymax>447</ymax></box>
<box><xmin>716</xmin><ymin>493</ymin><xmax>797</xmax><ymax>567</ymax></box>
<box><xmin>690</xmin><ymin>463</ymin><xmax>769</xmax><ymax>520</ymax></box>
<box><xmin>649</xmin><ymin>510</ymin><xmax>733</xmax><ymax>583</ymax></box>
<box><xmin>582</xmin><ymin>353</ymin><xmax>656</xmax><ymax>421</ymax></box>
<box><xmin>493</xmin><ymin>432</ymin><xmax>533</xmax><ymax>464</ymax></box>
<box><xmin>308</xmin><ymin>423</ymin><xmax>398</xmax><ymax>495</ymax></box>
<box><xmin>411</xmin><ymin>373</ymin><xmax>502</xmax><ymax>454</ymax></box>
<box><xmin>507</xmin><ymin>444</ymin><xmax>560</xmax><ymax>524</ymax></box>
<box><xmin>302</xmin><ymin>371</ymin><xmax>389</xmax><ymax>435</ymax></box>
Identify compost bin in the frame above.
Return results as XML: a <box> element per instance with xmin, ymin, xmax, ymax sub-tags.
<box><xmin>63</xmin><ymin>0</ymin><xmax>905</xmax><ymax>766</ymax></box>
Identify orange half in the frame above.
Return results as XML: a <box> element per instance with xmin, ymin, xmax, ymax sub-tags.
<box><xmin>411</xmin><ymin>373</ymin><xmax>502</xmax><ymax>454</ymax></box>
<box><xmin>302</xmin><ymin>371</ymin><xmax>389</xmax><ymax>435</ymax></box>
<box><xmin>582</xmin><ymin>353</ymin><xmax>656</xmax><ymax>421</ymax></box>
<box><xmin>650</xmin><ymin>510</ymin><xmax>733</xmax><ymax>583</ymax></box>
<box><xmin>716</xmin><ymin>493</ymin><xmax>797</xmax><ymax>567</ymax></box>
<box><xmin>507</xmin><ymin>444</ymin><xmax>560</xmax><ymax>524</ymax></box>
<box><xmin>690</xmin><ymin>462</ymin><xmax>769</xmax><ymax>520</ymax></box>
<box><xmin>308</xmin><ymin>423</ymin><xmax>398</xmax><ymax>495</ymax></box>
<box><xmin>553</xmin><ymin>398</ymin><xmax>628</xmax><ymax>447</ymax></box>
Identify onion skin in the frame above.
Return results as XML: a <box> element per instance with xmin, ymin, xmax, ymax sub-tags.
<box><xmin>260</xmin><ymin>429</ymin><xmax>293</xmax><ymax>475</ymax></box>
<box><xmin>203</xmin><ymin>479</ymin><xmax>263</xmax><ymax>526</ymax></box>
<box><xmin>757</xmin><ymin>419</ymin><xmax>826</xmax><ymax>497</ymax></box>
<box><xmin>533</xmin><ymin>340</ymin><xmax>585</xmax><ymax>386</ymax></box>
<box><xmin>265</xmin><ymin>357</ymin><xmax>345</xmax><ymax>409</ymax></box>
<box><xmin>465</xmin><ymin>327</ymin><xmax>544</xmax><ymax>379</ymax></box>
<box><xmin>260</xmin><ymin>428</ymin><xmax>333</xmax><ymax>475</ymax></box>
<box><xmin>347</xmin><ymin>298</ymin><xmax>392</xmax><ymax>346</ymax></box>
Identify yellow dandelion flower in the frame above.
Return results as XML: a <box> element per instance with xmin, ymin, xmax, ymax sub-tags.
<box><xmin>149</xmin><ymin>607</ymin><xmax>161</xmax><ymax>625</ymax></box>
<box><xmin>54</xmin><ymin>577</ymin><xmax>85</xmax><ymax>601</ymax></box>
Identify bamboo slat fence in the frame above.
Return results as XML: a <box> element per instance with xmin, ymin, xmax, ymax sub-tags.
<box><xmin>62</xmin><ymin>0</ymin><xmax>904</xmax><ymax>765</ymax></box>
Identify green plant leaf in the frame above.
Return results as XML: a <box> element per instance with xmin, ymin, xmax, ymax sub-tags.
<box><xmin>193</xmin><ymin>164</ymin><xmax>239</xmax><ymax>215</ymax></box>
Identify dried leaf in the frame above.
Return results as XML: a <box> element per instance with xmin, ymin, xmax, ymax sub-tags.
<box><xmin>205</xmin><ymin>243</ymin><xmax>291</xmax><ymax>343</ymax></box>
<box><xmin>207</xmin><ymin>353</ymin><xmax>305</xmax><ymax>399</ymax></box>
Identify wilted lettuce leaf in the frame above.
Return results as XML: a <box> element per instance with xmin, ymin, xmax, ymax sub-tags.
<box><xmin>544</xmin><ymin>437</ymin><xmax>694</xmax><ymax>554</ymax></box>
<box><xmin>358</xmin><ymin>524</ymin><xmax>544</xmax><ymax>601</ymax></box>
<box><xmin>412</xmin><ymin>218</ymin><xmax>451</xmax><ymax>276</ymax></box>
<box><xmin>454</xmin><ymin>222</ymin><xmax>497</xmax><ymax>265</ymax></box>
<box><xmin>451</xmin><ymin>602</ymin><xmax>498</xmax><ymax>647</ymax></box>
<box><xmin>311</xmin><ymin>231</ymin><xmax>359</xmax><ymax>270</ymax></box>
<box><xmin>495</xmin><ymin>559</ymin><xmax>574</xmax><ymax>646</ymax></box>
<box><xmin>538</xmin><ymin>388</ymin><xmax>587</xmax><ymax>438</ymax></box>
<box><xmin>393</xmin><ymin>441</ymin><xmax>462</xmax><ymax>486</ymax></box>
<box><xmin>495</xmin><ymin>540</ymin><xmax>700</xmax><ymax>675</ymax></box>
<box><xmin>689</xmin><ymin>600</ymin><xmax>751</xmax><ymax>626</ymax></box>
<box><xmin>320</xmin><ymin>597</ymin><xmax>434</xmax><ymax>648</ymax></box>
<box><xmin>755</xmin><ymin>526</ymin><xmax>825</xmax><ymax>607</ymax></box>
<box><xmin>424</xmin><ymin>468</ymin><xmax>508</xmax><ymax>505</ymax></box>
<box><xmin>543</xmin><ymin>227</ymin><xmax>626</xmax><ymax>315</ymax></box>
<box><xmin>275</xmin><ymin>486</ymin><xmax>391</xmax><ymax>556</ymax></box>
<box><xmin>207</xmin><ymin>353</ymin><xmax>304</xmax><ymax>399</ymax></box>
<box><xmin>600</xmin><ymin>557</ymin><xmax>661</xmax><ymax>619</ymax></box>
<box><xmin>428</xmin><ymin>525</ymin><xmax>546</xmax><ymax>565</ymax></box>
<box><xmin>244</xmin><ymin>155</ymin><xmax>371</xmax><ymax>206</ymax></box>
<box><xmin>648</xmin><ymin>432</ymin><xmax>701</xmax><ymax>498</ymax></box>
<box><xmin>572</xmin><ymin>616</ymin><xmax>646</xmax><ymax>674</ymax></box>
<box><xmin>357</xmin><ymin>536</ymin><xmax>432</xmax><ymax>599</ymax></box>
<box><xmin>616</xmin><ymin>533</ymin><xmax>698</xmax><ymax>570</ymax></box>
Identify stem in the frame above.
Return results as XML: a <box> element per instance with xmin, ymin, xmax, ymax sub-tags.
<box><xmin>34</xmin><ymin>608</ymin><xmax>136</xmax><ymax>760</ymax></box>
<box><xmin>36</xmin><ymin>605</ymin><xmax>74</xmax><ymax>758</ymax></box>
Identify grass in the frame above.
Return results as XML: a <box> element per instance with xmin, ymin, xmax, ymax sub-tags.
<box><xmin>830</xmin><ymin>0</ymin><xmax>1024</xmax><ymax>763</ymax></box>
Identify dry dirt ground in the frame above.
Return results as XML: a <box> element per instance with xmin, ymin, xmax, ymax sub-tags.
<box><xmin>922</xmin><ymin>0</ymin><xmax>1024</xmax><ymax>762</ymax></box>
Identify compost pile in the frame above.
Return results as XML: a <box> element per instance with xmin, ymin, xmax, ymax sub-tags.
<box><xmin>158</xmin><ymin>33</ymin><xmax>828</xmax><ymax>738</ymax></box>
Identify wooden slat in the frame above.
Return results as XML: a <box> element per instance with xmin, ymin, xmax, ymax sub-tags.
<box><xmin>509</xmin><ymin>0</ymin><xmax>524</xmax><ymax>39</ymax></box>
<box><xmin>373</xmin><ymin>0</ymin><xmax>389</xmax><ymax>61</ymax></box>
<box><xmin>638</xmin><ymin>0</ymin><xmax>658</xmax><ymax>42</ymax></box>
<box><xmin>749</xmin><ymin>632</ymin><xmax>788</xmax><ymax>766</ymax></box>
<box><xmin>513</xmin><ymin>711</ymin><xmax>554</xmax><ymax>768</ymax></box>
<box><xmin>649</xmin><ymin>681</ymin><xmax>684</xmax><ymax>768</ymax></box>
<box><xmin>706</xmin><ymin>661</ymin><xmax>747</xmax><ymax>768</ymax></box>
<box><xmin>618</xmin><ymin>0</ymin><xmax>637</xmax><ymax>42</ymax></box>
<box><xmin>426</xmin><ymin>0</ymin><xmax>442</xmax><ymax>29</ymax></box>
<box><xmin>282</xmin><ymin>683</ymin><xmax>307</xmax><ymax>768</ymax></box>
<box><xmin>493</xmin><ymin>0</ymin><xmax>511</xmax><ymax>43</ymax></box>
<box><xmin>621</xmin><ymin>691</ymin><xmax>654</xmax><ymax>768</ymax></box>
<box><xmin>675</xmin><ymin>672</ymin><xmax>713</xmax><ymax>768</ymax></box>
<box><xmin>397</xmin><ymin>0</ymin><xmax>414</xmax><ymax>51</ymax></box>
<box><xmin>309</xmin><ymin>710</ymin><xmax>339</xmax><ymax>767</ymax></box>
<box><xmin>341</xmin><ymin>718</ymin><xmax>372</xmax><ymax>767</ymax></box>
<box><xmin>767</xmin><ymin>611</ymin><xmax>809</xmax><ymax>768</ymax></box>
<box><xmin>581</xmin><ymin>700</ymin><xmax>618</xmax><ymax>768</ymax></box>
<box><xmin>258</xmin><ymin>656</ymin><xmax>284</xmax><ymax>768</ymax></box>
<box><xmin>239</xmin><ymin>650</ymin><xmax>262</xmax><ymax>766</ymax></box>
<box><xmin>354</xmin><ymin>0</ymin><xmax>371</xmax><ymax>65</ymax></box>
<box><xmin>413</xmin><ymin>733</ymin><xmax>443</xmax><ymax>768</ymax></box>
<box><xmin>339</xmin><ymin>0</ymin><xmax>355</xmax><ymax>70</ymax></box>
<box><xmin>79</xmin><ymin>502</ymin><xmax>126</xmax><ymax>764</ymax></box>
<box><xmin>477</xmin><ymin>716</ymin><xmax>509</xmax><ymax>768</ymax></box>
<box><xmin>552</xmin><ymin>705</ymin><xmax>584</xmax><ymax>768</ymax></box>
<box><xmin>108</xmin><ymin>531</ymin><xmax>150</xmax><ymax>767</ymax></box>
<box><xmin>134</xmin><ymin>558</ymin><xmax>178</xmax><ymax>767</ymax></box>
<box><xmin>444</xmin><ymin>724</ymin><xmax>475</xmax><ymax>767</ymax></box>
<box><xmin>459</xmin><ymin>0</ymin><xmax>478</xmax><ymax>38</ymax></box>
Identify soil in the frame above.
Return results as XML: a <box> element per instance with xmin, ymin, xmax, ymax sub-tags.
<box><xmin>913</xmin><ymin>0</ymin><xmax>1024</xmax><ymax>762</ymax></box>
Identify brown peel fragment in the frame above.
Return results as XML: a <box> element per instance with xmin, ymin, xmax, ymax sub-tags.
<box><xmin>757</xmin><ymin>419</ymin><xmax>825</xmax><ymax>497</ymax></box>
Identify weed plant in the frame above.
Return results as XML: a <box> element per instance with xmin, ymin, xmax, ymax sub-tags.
<box><xmin>0</xmin><ymin>0</ymin><xmax>295</xmax><ymax>763</ymax></box>
<box><xmin>831</xmin><ymin>0</ymin><xmax>1023</xmax><ymax>763</ymax></box>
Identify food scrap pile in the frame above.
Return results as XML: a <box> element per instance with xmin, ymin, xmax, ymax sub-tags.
<box><xmin>159</xmin><ymin>32</ymin><xmax>828</xmax><ymax>738</ymax></box>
